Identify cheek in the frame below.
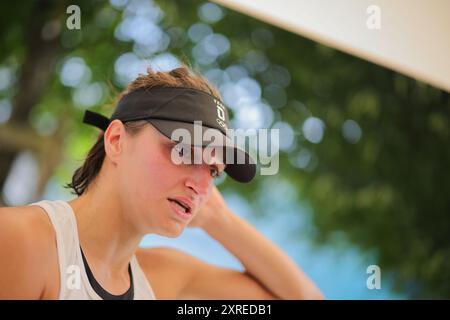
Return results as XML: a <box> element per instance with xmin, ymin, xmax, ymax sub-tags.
<box><xmin>195</xmin><ymin>186</ymin><xmax>212</xmax><ymax>210</ymax></box>
<box><xmin>124</xmin><ymin>146</ymin><xmax>181</xmax><ymax>200</ymax></box>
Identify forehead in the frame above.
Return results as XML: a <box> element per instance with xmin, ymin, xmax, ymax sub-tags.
<box><xmin>136</xmin><ymin>122</ymin><xmax>168</xmax><ymax>142</ymax></box>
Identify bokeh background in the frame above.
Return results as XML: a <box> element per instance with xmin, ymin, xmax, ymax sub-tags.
<box><xmin>1</xmin><ymin>0</ymin><xmax>449</xmax><ymax>299</ymax></box>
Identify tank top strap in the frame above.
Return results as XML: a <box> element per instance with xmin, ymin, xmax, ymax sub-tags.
<box><xmin>29</xmin><ymin>200</ymin><xmax>98</xmax><ymax>299</ymax></box>
<box><xmin>28</xmin><ymin>199</ymin><xmax>156</xmax><ymax>300</ymax></box>
<box><xmin>130</xmin><ymin>255</ymin><xmax>157</xmax><ymax>300</ymax></box>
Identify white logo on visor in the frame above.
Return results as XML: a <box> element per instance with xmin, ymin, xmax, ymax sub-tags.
<box><xmin>214</xmin><ymin>98</ymin><xmax>227</xmax><ymax>129</ymax></box>
<box><xmin>217</xmin><ymin>119</ymin><xmax>226</xmax><ymax>128</ymax></box>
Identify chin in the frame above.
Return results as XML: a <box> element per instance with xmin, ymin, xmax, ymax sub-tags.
<box><xmin>164</xmin><ymin>231</ymin><xmax>183</xmax><ymax>238</ymax></box>
<box><xmin>155</xmin><ymin>225</ymin><xmax>185</xmax><ymax>238</ymax></box>
<box><xmin>163</xmin><ymin>230</ymin><xmax>184</xmax><ymax>238</ymax></box>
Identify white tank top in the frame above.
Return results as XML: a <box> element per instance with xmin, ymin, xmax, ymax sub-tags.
<box><xmin>29</xmin><ymin>199</ymin><xmax>156</xmax><ymax>300</ymax></box>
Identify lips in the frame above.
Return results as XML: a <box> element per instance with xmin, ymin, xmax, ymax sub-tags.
<box><xmin>167</xmin><ymin>196</ymin><xmax>194</xmax><ymax>214</ymax></box>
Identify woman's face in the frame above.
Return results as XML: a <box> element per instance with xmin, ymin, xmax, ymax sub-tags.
<box><xmin>109</xmin><ymin>121</ymin><xmax>224</xmax><ymax>237</ymax></box>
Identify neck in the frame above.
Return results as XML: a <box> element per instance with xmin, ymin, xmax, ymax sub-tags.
<box><xmin>67</xmin><ymin>178</ymin><xmax>142</xmax><ymax>276</ymax></box>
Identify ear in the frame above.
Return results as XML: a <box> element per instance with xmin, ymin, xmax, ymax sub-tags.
<box><xmin>104</xmin><ymin>119</ymin><xmax>126</xmax><ymax>165</ymax></box>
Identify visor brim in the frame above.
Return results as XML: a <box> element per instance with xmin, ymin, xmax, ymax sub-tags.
<box><xmin>148</xmin><ymin>119</ymin><xmax>256</xmax><ymax>183</ymax></box>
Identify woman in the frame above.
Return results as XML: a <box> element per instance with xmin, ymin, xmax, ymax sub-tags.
<box><xmin>0</xmin><ymin>66</ymin><xmax>323</xmax><ymax>300</ymax></box>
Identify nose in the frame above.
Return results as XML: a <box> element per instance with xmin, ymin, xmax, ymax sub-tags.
<box><xmin>185</xmin><ymin>163</ymin><xmax>213</xmax><ymax>197</ymax></box>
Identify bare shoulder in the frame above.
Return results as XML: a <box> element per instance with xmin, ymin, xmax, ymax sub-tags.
<box><xmin>135</xmin><ymin>246</ymin><xmax>199</xmax><ymax>300</ymax></box>
<box><xmin>0</xmin><ymin>205</ymin><xmax>58</xmax><ymax>299</ymax></box>
<box><xmin>0</xmin><ymin>205</ymin><xmax>55</xmax><ymax>243</ymax></box>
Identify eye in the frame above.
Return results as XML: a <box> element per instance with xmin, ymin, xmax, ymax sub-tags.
<box><xmin>177</xmin><ymin>145</ymin><xmax>184</xmax><ymax>157</ymax></box>
<box><xmin>173</xmin><ymin>143</ymin><xmax>187</xmax><ymax>157</ymax></box>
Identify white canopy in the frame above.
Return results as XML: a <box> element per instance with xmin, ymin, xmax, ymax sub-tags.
<box><xmin>214</xmin><ymin>0</ymin><xmax>450</xmax><ymax>92</ymax></box>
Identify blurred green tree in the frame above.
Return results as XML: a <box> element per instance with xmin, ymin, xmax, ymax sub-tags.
<box><xmin>0</xmin><ymin>0</ymin><xmax>448</xmax><ymax>298</ymax></box>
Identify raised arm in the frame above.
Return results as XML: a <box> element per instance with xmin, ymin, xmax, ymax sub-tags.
<box><xmin>183</xmin><ymin>187</ymin><xmax>324</xmax><ymax>300</ymax></box>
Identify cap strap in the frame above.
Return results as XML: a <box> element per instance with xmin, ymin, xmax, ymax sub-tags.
<box><xmin>83</xmin><ymin>110</ymin><xmax>111</xmax><ymax>131</ymax></box>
